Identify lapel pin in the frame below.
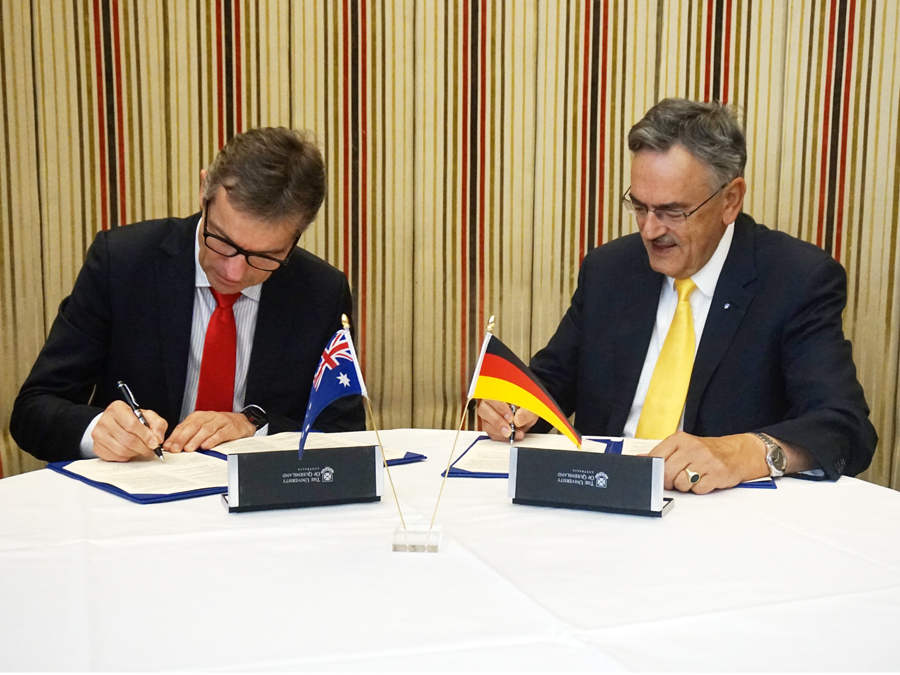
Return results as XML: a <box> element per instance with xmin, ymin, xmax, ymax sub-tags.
<box><xmin>724</xmin><ymin>303</ymin><xmax>731</xmax><ymax>310</ymax></box>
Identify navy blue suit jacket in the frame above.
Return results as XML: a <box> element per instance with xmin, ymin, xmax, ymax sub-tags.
<box><xmin>530</xmin><ymin>213</ymin><xmax>877</xmax><ymax>479</ymax></box>
<box><xmin>11</xmin><ymin>214</ymin><xmax>365</xmax><ymax>463</ymax></box>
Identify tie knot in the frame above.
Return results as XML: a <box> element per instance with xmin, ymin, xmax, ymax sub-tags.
<box><xmin>674</xmin><ymin>278</ymin><xmax>697</xmax><ymax>302</ymax></box>
<box><xmin>210</xmin><ymin>288</ymin><xmax>241</xmax><ymax>309</ymax></box>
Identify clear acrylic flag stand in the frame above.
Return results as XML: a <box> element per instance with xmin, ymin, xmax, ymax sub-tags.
<box><xmin>392</xmin><ymin>524</ymin><xmax>442</xmax><ymax>552</ymax></box>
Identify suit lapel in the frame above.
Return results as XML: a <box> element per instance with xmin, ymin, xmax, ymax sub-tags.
<box><xmin>155</xmin><ymin>216</ymin><xmax>199</xmax><ymax>418</ymax></box>
<box><xmin>683</xmin><ymin>217</ymin><xmax>757</xmax><ymax>431</ymax></box>
<box><xmin>245</xmin><ymin>264</ymin><xmax>301</xmax><ymax>403</ymax></box>
<box><xmin>608</xmin><ymin>260</ymin><xmax>664</xmax><ymax>434</ymax></box>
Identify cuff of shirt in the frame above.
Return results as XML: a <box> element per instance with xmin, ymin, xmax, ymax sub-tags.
<box><xmin>79</xmin><ymin>413</ymin><xmax>102</xmax><ymax>459</ymax></box>
<box><xmin>253</xmin><ymin>423</ymin><xmax>269</xmax><ymax>437</ymax></box>
<box><xmin>790</xmin><ymin>467</ymin><xmax>827</xmax><ymax>481</ymax></box>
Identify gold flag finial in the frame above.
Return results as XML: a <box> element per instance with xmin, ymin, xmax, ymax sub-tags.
<box><xmin>341</xmin><ymin>313</ymin><xmax>350</xmax><ymax>330</ymax></box>
<box><xmin>487</xmin><ymin>315</ymin><xmax>495</xmax><ymax>334</ymax></box>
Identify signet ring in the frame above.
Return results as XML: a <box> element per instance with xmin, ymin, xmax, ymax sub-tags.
<box><xmin>684</xmin><ymin>468</ymin><xmax>701</xmax><ymax>485</ymax></box>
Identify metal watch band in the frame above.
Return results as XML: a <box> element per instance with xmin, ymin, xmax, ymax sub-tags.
<box><xmin>752</xmin><ymin>432</ymin><xmax>786</xmax><ymax>478</ymax></box>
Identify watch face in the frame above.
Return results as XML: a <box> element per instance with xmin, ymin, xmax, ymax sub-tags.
<box><xmin>770</xmin><ymin>447</ymin><xmax>786</xmax><ymax>472</ymax></box>
<box><xmin>243</xmin><ymin>406</ymin><xmax>266</xmax><ymax>429</ymax></box>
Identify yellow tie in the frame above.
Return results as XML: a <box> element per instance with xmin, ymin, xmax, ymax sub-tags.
<box><xmin>636</xmin><ymin>278</ymin><xmax>698</xmax><ymax>440</ymax></box>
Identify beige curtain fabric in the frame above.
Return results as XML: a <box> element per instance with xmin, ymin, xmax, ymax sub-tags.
<box><xmin>2</xmin><ymin>0</ymin><xmax>898</xmax><ymax>488</ymax></box>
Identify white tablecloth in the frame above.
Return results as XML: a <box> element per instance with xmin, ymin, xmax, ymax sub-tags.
<box><xmin>1</xmin><ymin>429</ymin><xmax>899</xmax><ymax>671</ymax></box>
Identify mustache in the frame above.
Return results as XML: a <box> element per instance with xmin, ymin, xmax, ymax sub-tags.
<box><xmin>651</xmin><ymin>233</ymin><xmax>680</xmax><ymax>246</ymax></box>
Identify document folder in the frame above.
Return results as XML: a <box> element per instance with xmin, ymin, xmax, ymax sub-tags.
<box><xmin>46</xmin><ymin>451</ymin><xmax>227</xmax><ymax>505</ymax></box>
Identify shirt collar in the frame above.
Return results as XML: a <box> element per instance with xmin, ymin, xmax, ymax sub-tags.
<box><xmin>664</xmin><ymin>221</ymin><xmax>735</xmax><ymax>298</ymax></box>
<box><xmin>193</xmin><ymin>216</ymin><xmax>263</xmax><ymax>302</ymax></box>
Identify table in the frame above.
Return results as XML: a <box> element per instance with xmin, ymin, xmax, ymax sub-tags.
<box><xmin>2</xmin><ymin>429</ymin><xmax>899</xmax><ymax>671</ymax></box>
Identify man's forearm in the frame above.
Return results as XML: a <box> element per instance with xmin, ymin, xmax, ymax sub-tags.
<box><xmin>771</xmin><ymin>436</ymin><xmax>819</xmax><ymax>475</ymax></box>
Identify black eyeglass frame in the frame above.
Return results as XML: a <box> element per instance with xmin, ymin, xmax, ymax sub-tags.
<box><xmin>201</xmin><ymin>204</ymin><xmax>301</xmax><ymax>271</ymax></box>
<box><xmin>621</xmin><ymin>181</ymin><xmax>730</xmax><ymax>222</ymax></box>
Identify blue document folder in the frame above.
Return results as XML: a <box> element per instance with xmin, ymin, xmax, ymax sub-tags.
<box><xmin>46</xmin><ymin>450</ymin><xmax>227</xmax><ymax>505</ymax></box>
<box><xmin>386</xmin><ymin>452</ymin><xmax>428</xmax><ymax>466</ymax></box>
<box><xmin>444</xmin><ymin>434</ymin><xmax>776</xmax><ymax>488</ymax></box>
<box><xmin>204</xmin><ymin>448</ymin><xmax>427</xmax><ymax>466</ymax></box>
<box><xmin>444</xmin><ymin>435</ymin><xmax>506</xmax><ymax>478</ymax></box>
<box><xmin>444</xmin><ymin>436</ymin><xmax>614</xmax><ymax>478</ymax></box>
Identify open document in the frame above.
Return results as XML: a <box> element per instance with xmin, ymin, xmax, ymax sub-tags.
<box><xmin>447</xmin><ymin>435</ymin><xmax>615</xmax><ymax>478</ymax></box>
<box><xmin>47</xmin><ymin>451</ymin><xmax>228</xmax><ymax>504</ymax></box>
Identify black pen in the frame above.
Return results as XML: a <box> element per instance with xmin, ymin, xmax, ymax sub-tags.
<box><xmin>117</xmin><ymin>381</ymin><xmax>165</xmax><ymax>462</ymax></box>
<box><xmin>509</xmin><ymin>404</ymin><xmax>518</xmax><ymax>446</ymax></box>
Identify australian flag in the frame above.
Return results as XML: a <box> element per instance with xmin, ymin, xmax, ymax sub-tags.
<box><xmin>298</xmin><ymin>328</ymin><xmax>367</xmax><ymax>457</ymax></box>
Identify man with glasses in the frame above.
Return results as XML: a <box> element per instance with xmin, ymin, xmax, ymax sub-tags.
<box><xmin>12</xmin><ymin>127</ymin><xmax>365</xmax><ymax>463</ymax></box>
<box><xmin>478</xmin><ymin>98</ymin><xmax>876</xmax><ymax>492</ymax></box>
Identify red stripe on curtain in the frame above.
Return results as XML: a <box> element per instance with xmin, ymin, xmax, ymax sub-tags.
<box><xmin>360</xmin><ymin>0</ymin><xmax>368</xmax><ymax>372</ymax></box>
<box><xmin>459</xmin><ymin>0</ymin><xmax>471</xmax><ymax>398</ymax></box>
<box><xmin>477</xmin><ymin>0</ymin><xmax>487</xmax><ymax>344</ymax></box>
<box><xmin>342</xmin><ymin>0</ymin><xmax>351</xmax><ymax>275</ymax></box>
<box><xmin>216</xmin><ymin>0</ymin><xmax>224</xmax><ymax>149</ymax></box>
<box><xmin>112</xmin><ymin>0</ymin><xmax>126</xmax><ymax>226</ymax></box>
<box><xmin>234</xmin><ymin>0</ymin><xmax>242</xmax><ymax>133</ymax></box>
<box><xmin>92</xmin><ymin>0</ymin><xmax>109</xmax><ymax>231</ymax></box>
<box><xmin>596</xmin><ymin>0</ymin><xmax>609</xmax><ymax>249</ymax></box>
<box><xmin>835</xmin><ymin>0</ymin><xmax>857</xmax><ymax>262</ymax></box>
<box><xmin>704</xmin><ymin>0</ymin><xmax>714</xmax><ymax>101</ymax></box>
<box><xmin>578</xmin><ymin>0</ymin><xmax>593</xmax><ymax>263</ymax></box>
<box><xmin>817</xmin><ymin>0</ymin><xmax>839</xmax><ymax>249</ymax></box>
<box><xmin>722</xmin><ymin>0</ymin><xmax>733</xmax><ymax>102</ymax></box>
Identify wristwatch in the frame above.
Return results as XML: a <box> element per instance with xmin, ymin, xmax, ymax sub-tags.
<box><xmin>753</xmin><ymin>432</ymin><xmax>786</xmax><ymax>477</ymax></box>
<box><xmin>240</xmin><ymin>404</ymin><xmax>268</xmax><ymax>431</ymax></box>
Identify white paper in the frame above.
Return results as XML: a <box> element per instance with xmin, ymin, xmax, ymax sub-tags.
<box><xmin>453</xmin><ymin>435</ymin><xmax>608</xmax><ymax>474</ymax></box>
<box><xmin>214</xmin><ymin>431</ymin><xmax>408</xmax><ymax>462</ymax></box>
<box><xmin>452</xmin><ymin>443</ymin><xmax>510</xmax><ymax>473</ymax></box>
<box><xmin>65</xmin><ymin>452</ymin><xmax>227</xmax><ymax>495</ymax></box>
<box><xmin>619</xmin><ymin>438</ymin><xmax>662</xmax><ymax>455</ymax></box>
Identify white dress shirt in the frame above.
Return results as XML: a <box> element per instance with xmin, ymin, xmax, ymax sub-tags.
<box><xmin>179</xmin><ymin>219</ymin><xmax>262</xmax><ymax>421</ymax></box>
<box><xmin>622</xmin><ymin>222</ymin><xmax>735</xmax><ymax>438</ymax></box>
<box><xmin>80</xmin><ymin>218</ymin><xmax>267</xmax><ymax>457</ymax></box>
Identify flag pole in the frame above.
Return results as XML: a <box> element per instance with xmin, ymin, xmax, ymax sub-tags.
<box><xmin>364</xmin><ymin>398</ymin><xmax>407</xmax><ymax>530</ymax></box>
<box><xmin>341</xmin><ymin>314</ymin><xmax>406</xmax><ymax>530</ymax></box>
<box><xmin>430</xmin><ymin>404</ymin><xmax>470</xmax><ymax>530</ymax></box>
<box><xmin>429</xmin><ymin>316</ymin><xmax>494</xmax><ymax>530</ymax></box>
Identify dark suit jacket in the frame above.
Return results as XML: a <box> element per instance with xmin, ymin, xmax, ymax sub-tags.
<box><xmin>11</xmin><ymin>214</ymin><xmax>366</xmax><ymax>463</ymax></box>
<box><xmin>530</xmin><ymin>213</ymin><xmax>877</xmax><ymax>479</ymax></box>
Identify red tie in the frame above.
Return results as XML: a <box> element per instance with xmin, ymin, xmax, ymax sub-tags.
<box><xmin>195</xmin><ymin>289</ymin><xmax>241</xmax><ymax>413</ymax></box>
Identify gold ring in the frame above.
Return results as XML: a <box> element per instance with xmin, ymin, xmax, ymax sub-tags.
<box><xmin>684</xmin><ymin>468</ymin><xmax>700</xmax><ymax>485</ymax></box>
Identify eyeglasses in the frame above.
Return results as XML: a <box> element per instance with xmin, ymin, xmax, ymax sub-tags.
<box><xmin>622</xmin><ymin>183</ymin><xmax>728</xmax><ymax>226</ymax></box>
<box><xmin>202</xmin><ymin>207</ymin><xmax>300</xmax><ymax>272</ymax></box>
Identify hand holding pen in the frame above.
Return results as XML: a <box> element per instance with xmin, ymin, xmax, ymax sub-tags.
<box><xmin>116</xmin><ymin>381</ymin><xmax>165</xmax><ymax>462</ymax></box>
<box><xmin>473</xmin><ymin>400</ymin><xmax>540</xmax><ymax>443</ymax></box>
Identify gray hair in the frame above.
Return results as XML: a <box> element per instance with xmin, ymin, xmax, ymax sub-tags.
<box><xmin>204</xmin><ymin>127</ymin><xmax>326</xmax><ymax>232</ymax></box>
<box><xmin>628</xmin><ymin>98</ymin><xmax>746</xmax><ymax>187</ymax></box>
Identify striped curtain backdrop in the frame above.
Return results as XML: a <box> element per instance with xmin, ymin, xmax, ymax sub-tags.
<box><xmin>2</xmin><ymin>0</ymin><xmax>899</xmax><ymax>488</ymax></box>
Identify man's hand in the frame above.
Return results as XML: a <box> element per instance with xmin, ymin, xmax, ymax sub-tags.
<box><xmin>163</xmin><ymin>411</ymin><xmax>256</xmax><ymax>453</ymax></box>
<box><xmin>476</xmin><ymin>400</ymin><xmax>539</xmax><ymax>441</ymax></box>
<box><xmin>92</xmin><ymin>400</ymin><xmax>168</xmax><ymax>462</ymax></box>
<box><xmin>645</xmin><ymin>432</ymin><xmax>770</xmax><ymax>494</ymax></box>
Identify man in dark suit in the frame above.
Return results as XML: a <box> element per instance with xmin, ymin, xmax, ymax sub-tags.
<box><xmin>478</xmin><ymin>98</ymin><xmax>876</xmax><ymax>493</ymax></box>
<box><xmin>12</xmin><ymin>127</ymin><xmax>364</xmax><ymax>463</ymax></box>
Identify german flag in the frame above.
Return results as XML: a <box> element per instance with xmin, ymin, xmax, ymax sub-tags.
<box><xmin>467</xmin><ymin>334</ymin><xmax>581</xmax><ymax>448</ymax></box>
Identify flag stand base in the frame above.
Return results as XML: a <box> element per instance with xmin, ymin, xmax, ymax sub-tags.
<box><xmin>392</xmin><ymin>524</ymin><xmax>441</xmax><ymax>552</ymax></box>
